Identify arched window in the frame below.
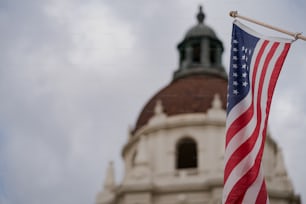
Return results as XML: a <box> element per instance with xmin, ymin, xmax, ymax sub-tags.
<box><xmin>176</xmin><ymin>137</ymin><xmax>198</xmax><ymax>169</ymax></box>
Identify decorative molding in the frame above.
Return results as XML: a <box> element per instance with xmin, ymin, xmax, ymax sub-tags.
<box><xmin>122</xmin><ymin>113</ymin><xmax>225</xmax><ymax>157</ymax></box>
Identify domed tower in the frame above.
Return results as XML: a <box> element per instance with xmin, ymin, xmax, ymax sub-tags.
<box><xmin>96</xmin><ymin>6</ymin><xmax>300</xmax><ymax>204</ymax></box>
<box><xmin>174</xmin><ymin>5</ymin><xmax>226</xmax><ymax>80</ymax></box>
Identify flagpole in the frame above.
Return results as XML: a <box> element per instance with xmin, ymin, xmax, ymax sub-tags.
<box><xmin>229</xmin><ymin>11</ymin><xmax>306</xmax><ymax>41</ymax></box>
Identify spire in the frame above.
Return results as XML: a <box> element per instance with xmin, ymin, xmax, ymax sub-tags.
<box><xmin>148</xmin><ymin>100</ymin><xmax>167</xmax><ymax>125</ymax></box>
<box><xmin>96</xmin><ymin>161</ymin><xmax>116</xmax><ymax>204</ymax></box>
<box><xmin>197</xmin><ymin>5</ymin><xmax>205</xmax><ymax>24</ymax></box>
<box><xmin>103</xmin><ymin>161</ymin><xmax>115</xmax><ymax>190</ymax></box>
<box><xmin>207</xmin><ymin>93</ymin><xmax>226</xmax><ymax>121</ymax></box>
<box><xmin>212</xmin><ymin>94</ymin><xmax>222</xmax><ymax>109</ymax></box>
<box><xmin>154</xmin><ymin>100</ymin><xmax>164</xmax><ymax>115</ymax></box>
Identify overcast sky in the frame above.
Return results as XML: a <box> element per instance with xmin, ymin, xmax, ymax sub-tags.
<box><xmin>0</xmin><ymin>0</ymin><xmax>305</xmax><ymax>204</ymax></box>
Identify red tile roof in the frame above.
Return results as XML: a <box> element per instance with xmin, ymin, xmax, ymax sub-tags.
<box><xmin>133</xmin><ymin>75</ymin><xmax>228</xmax><ymax>133</ymax></box>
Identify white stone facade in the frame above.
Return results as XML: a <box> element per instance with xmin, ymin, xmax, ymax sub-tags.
<box><xmin>96</xmin><ymin>95</ymin><xmax>300</xmax><ymax>204</ymax></box>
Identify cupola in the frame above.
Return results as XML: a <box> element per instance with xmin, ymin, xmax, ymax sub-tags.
<box><xmin>173</xmin><ymin>6</ymin><xmax>227</xmax><ymax>80</ymax></box>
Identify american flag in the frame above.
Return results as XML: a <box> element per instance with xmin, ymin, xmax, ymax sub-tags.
<box><xmin>222</xmin><ymin>20</ymin><xmax>291</xmax><ymax>204</ymax></box>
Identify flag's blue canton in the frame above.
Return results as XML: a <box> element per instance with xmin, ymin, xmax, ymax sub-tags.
<box><xmin>227</xmin><ymin>24</ymin><xmax>260</xmax><ymax>114</ymax></box>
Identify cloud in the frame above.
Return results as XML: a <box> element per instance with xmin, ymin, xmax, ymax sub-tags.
<box><xmin>0</xmin><ymin>0</ymin><xmax>137</xmax><ymax>203</ymax></box>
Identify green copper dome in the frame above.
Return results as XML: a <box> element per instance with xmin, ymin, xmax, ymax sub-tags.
<box><xmin>185</xmin><ymin>23</ymin><xmax>217</xmax><ymax>39</ymax></box>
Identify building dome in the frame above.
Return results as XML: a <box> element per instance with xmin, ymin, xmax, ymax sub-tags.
<box><xmin>133</xmin><ymin>6</ymin><xmax>227</xmax><ymax>133</ymax></box>
<box><xmin>185</xmin><ymin>24</ymin><xmax>217</xmax><ymax>39</ymax></box>
<box><xmin>133</xmin><ymin>75</ymin><xmax>227</xmax><ymax>133</ymax></box>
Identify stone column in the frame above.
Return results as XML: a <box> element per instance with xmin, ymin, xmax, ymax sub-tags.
<box><xmin>216</xmin><ymin>45</ymin><xmax>222</xmax><ymax>67</ymax></box>
<box><xmin>201</xmin><ymin>38</ymin><xmax>209</xmax><ymax>66</ymax></box>
<box><xmin>184</xmin><ymin>45</ymin><xmax>193</xmax><ymax>68</ymax></box>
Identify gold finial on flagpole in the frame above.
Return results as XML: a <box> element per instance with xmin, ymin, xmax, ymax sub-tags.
<box><xmin>229</xmin><ymin>11</ymin><xmax>238</xmax><ymax>18</ymax></box>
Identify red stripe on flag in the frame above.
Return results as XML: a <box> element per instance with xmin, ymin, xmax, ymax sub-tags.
<box><xmin>225</xmin><ymin>107</ymin><xmax>254</xmax><ymax>146</ymax></box>
<box><xmin>266</xmin><ymin>43</ymin><xmax>291</xmax><ymax>111</ymax></box>
<box><xmin>256</xmin><ymin>180</ymin><xmax>268</xmax><ymax>204</ymax></box>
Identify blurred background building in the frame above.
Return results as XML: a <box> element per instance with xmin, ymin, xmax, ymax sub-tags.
<box><xmin>96</xmin><ymin>6</ymin><xmax>300</xmax><ymax>204</ymax></box>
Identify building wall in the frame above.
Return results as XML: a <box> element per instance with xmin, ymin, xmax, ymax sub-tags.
<box><xmin>96</xmin><ymin>97</ymin><xmax>299</xmax><ymax>204</ymax></box>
